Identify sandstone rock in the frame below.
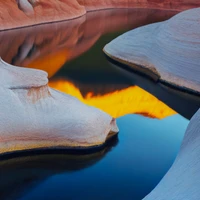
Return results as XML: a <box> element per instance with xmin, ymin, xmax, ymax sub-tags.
<box><xmin>104</xmin><ymin>7</ymin><xmax>200</xmax><ymax>199</ymax></box>
<box><xmin>0</xmin><ymin>0</ymin><xmax>199</xmax><ymax>30</ymax></box>
<box><xmin>0</xmin><ymin>0</ymin><xmax>85</xmax><ymax>30</ymax></box>
<box><xmin>104</xmin><ymin>8</ymin><xmax>200</xmax><ymax>94</ymax></box>
<box><xmin>143</xmin><ymin>108</ymin><xmax>200</xmax><ymax>200</ymax></box>
<box><xmin>0</xmin><ymin>59</ymin><xmax>118</xmax><ymax>155</ymax></box>
<box><xmin>78</xmin><ymin>0</ymin><xmax>200</xmax><ymax>11</ymax></box>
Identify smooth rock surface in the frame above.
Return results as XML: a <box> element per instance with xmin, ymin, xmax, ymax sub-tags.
<box><xmin>104</xmin><ymin>8</ymin><xmax>200</xmax><ymax>94</ymax></box>
<box><xmin>143</xmin><ymin>108</ymin><xmax>200</xmax><ymax>200</ymax></box>
<box><xmin>0</xmin><ymin>58</ymin><xmax>118</xmax><ymax>155</ymax></box>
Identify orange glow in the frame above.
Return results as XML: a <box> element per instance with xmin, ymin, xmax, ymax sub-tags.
<box><xmin>27</xmin><ymin>49</ymin><xmax>70</xmax><ymax>78</ymax></box>
<box><xmin>49</xmin><ymin>79</ymin><xmax>176</xmax><ymax>119</ymax></box>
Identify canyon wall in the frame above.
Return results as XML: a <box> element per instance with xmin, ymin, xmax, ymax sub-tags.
<box><xmin>0</xmin><ymin>0</ymin><xmax>85</xmax><ymax>30</ymax></box>
<box><xmin>0</xmin><ymin>0</ymin><xmax>199</xmax><ymax>30</ymax></box>
<box><xmin>78</xmin><ymin>0</ymin><xmax>200</xmax><ymax>11</ymax></box>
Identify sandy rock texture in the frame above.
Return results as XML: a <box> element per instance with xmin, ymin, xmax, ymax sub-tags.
<box><xmin>78</xmin><ymin>0</ymin><xmax>200</xmax><ymax>11</ymax></box>
<box><xmin>0</xmin><ymin>0</ymin><xmax>85</xmax><ymax>30</ymax></box>
<box><xmin>0</xmin><ymin>0</ymin><xmax>199</xmax><ymax>30</ymax></box>
<box><xmin>0</xmin><ymin>58</ymin><xmax>118</xmax><ymax>155</ymax></box>
<box><xmin>104</xmin><ymin>8</ymin><xmax>200</xmax><ymax>94</ymax></box>
<box><xmin>143</xmin><ymin>108</ymin><xmax>200</xmax><ymax>200</ymax></box>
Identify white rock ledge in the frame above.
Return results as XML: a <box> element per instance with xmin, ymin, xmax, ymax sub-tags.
<box><xmin>104</xmin><ymin>8</ymin><xmax>200</xmax><ymax>94</ymax></box>
<box><xmin>0</xmin><ymin>58</ymin><xmax>119</xmax><ymax>155</ymax></box>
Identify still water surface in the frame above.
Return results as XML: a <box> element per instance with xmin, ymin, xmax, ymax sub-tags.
<box><xmin>0</xmin><ymin>8</ymin><xmax>199</xmax><ymax>200</ymax></box>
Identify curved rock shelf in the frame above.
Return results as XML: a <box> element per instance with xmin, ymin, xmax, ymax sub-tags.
<box><xmin>0</xmin><ymin>58</ymin><xmax>119</xmax><ymax>156</ymax></box>
<box><xmin>104</xmin><ymin>8</ymin><xmax>200</xmax><ymax>95</ymax></box>
<box><xmin>104</xmin><ymin>7</ymin><xmax>200</xmax><ymax>200</ymax></box>
<box><xmin>0</xmin><ymin>0</ymin><xmax>200</xmax><ymax>30</ymax></box>
<box><xmin>143</xmin><ymin>108</ymin><xmax>200</xmax><ymax>200</ymax></box>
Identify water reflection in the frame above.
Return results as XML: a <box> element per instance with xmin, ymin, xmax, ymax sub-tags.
<box><xmin>0</xmin><ymin>8</ymin><xmax>177</xmax><ymax>78</ymax></box>
<box><xmin>0</xmin><ymin>115</ymin><xmax>189</xmax><ymax>200</ymax></box>
<box><xmin>0</xmin><ymin>8</ymin><xmax>182</xmax><ymax>120</ymax></box>
<box><xmin>0</xmin><ymin>138</ymin><xmax>118</xmax><ymax>200</ymax></box>
<box><xmin>0</xmin><ymin>8</ymin><xmax>198</xmax><ymax>200</ymax></box>
<box><xmin>107</xmin><ymin>59</ymin><xmax>200</xmax><ymax>119</ymax></box>
<box><xmin>49</xmin><ymin>80</ymin><xmax>176</xmax><ymax>118</ymax></box>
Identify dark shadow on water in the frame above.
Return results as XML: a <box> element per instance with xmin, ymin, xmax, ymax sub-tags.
<box><xmin>105</xmin><ymin>55</ymin><xmax>200</xmax><ymax>120</ymax></box>
<box><xmin>0</xmin><ymin>137</ymin><xmax>118</xmax><ymax>200</ymax></box>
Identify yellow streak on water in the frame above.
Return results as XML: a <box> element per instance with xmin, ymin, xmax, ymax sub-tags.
<box><xmin>49</xmin><ymin>80</ymin><xmax>176</xmax><ymax>119</ymax></box>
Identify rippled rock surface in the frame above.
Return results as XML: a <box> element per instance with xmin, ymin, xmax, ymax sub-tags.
<box><xmin>104</xmin><ymin>7</ymin><xmax>200</xmax><ymax>200</ymax></box>
<box><xmin>0</xmin><ymin>59</ymin><xmax>118</xmax><ymax>155</ymax></box>
<box><xmin>143</xmin><ymin>109</ymin><xmax>200</xmax><ymax>200</ymax></box>
<box><xmin>104</xmin><ymin>8</ymin><xmax>200</xmax><ymax>94</ymax></box>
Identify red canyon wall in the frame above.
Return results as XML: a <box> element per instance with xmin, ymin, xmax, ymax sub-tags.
<box><xmin>0</xmin><ymin>0</ymin><xmax>199</xmax><ymax>30</ymax></box>
<box><xmin>77</xmin><ymin>0</ymin><xmax>200</xmax><ymax>11</ymax></box>
<box><xmin>0</xmin><ymin>0</ymin><xmax>85</xmax><ymax>30</ymax></box>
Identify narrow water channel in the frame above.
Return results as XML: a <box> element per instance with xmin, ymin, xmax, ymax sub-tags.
<box><xmin>0</xmin><ymin>8</ymin><xmax>199</xmax><ymax>200</ymax></box>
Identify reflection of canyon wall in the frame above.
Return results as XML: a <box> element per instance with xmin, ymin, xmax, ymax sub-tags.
<box><xmin>0</xmin><ymin>0</ymin><xmax>199</xmax><ymax>30</ymax></box>
<box><xmin>143</xmin><ymin>109</ymin><xmax>200</xmax><ymax>200</ymax></box>
<box><xmin>0</xmin><ymin>9</ymin><xmax>177</xmax><ymax>78</ymax></box>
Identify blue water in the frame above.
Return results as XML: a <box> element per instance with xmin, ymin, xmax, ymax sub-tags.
<box><xmin>0</xmin><ymin>8</ymin><xmax>193</xmax><ymax>200</ymax></box>
<box><xmin>13</xmin><ymin>115</ymin><xmax>188</xmax><ymax>200</ymax></box>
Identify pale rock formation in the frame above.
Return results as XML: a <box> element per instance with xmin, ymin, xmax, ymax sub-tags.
<box><xmin>104</xmin><ymin>8</ymin><xmax>200</xmax><ymax>94</ymax></box>
<box><xmin>0</xmin><ymin>59</ymin><xmax>118</xmax><ymax>155</ymax></box>
<box><xmin>104</xmin><ymin>7</ymin><xmax>200</xmax><ymax>200</ymax></box>
<box><xmin>143</xmin><ymin>109</ymin><xmax>200</xmax><ymax>200</ymax></box>
<box><xmin>16</xmin><ymin>0</ymin><xmax>34</xmax><ymax>15</ymax></box>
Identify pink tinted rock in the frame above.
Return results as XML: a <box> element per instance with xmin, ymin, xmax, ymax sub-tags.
<box><xmin>77</xmin><ymin>0</ymin><xmax>200</xmax><ymax>11</ymax></box>
<box><xmin>0</xmin><ymin>0</ymin><xmax>199</xmax><ymax>30</ymax></box>
<box><xmin>0</xmin><ymin>0</ymin><xmax>85</xmax><ymax>30</ymax></box>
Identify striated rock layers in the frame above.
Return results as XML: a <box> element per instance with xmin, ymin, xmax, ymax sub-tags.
<box><xmin>0</xmin><ymin>59</ymin><xmax>118</xmax><ymax>155</ymax></box>
<box><xmin>104</xmin><ymin>8</ymin><xmax>200</xmax><ymax>94</ymax></box>
<box><xmin>0</xmin><ymin>0</ymin><xmax>199</xmax><ymax>30</ymax></box>
<box><xmin>0</xmin><ymin>0</ymin><xmax>86</xmax><ymax>30</ymax></box>
<box><xmin>78</xmin><ymin>0</ymin><xmax>200</xmax><ymax>11</ymax></box>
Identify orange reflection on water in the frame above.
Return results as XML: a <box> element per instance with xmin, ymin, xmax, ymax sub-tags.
<box><xmin>49</xmin><ymin>80</ymin><xmax>176</xmax><ymax>119</ymax></box>
<box><xmin>27</xmin><ymin>49</ymin><xmax>70</xmax><ymax>78</ymax></box>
